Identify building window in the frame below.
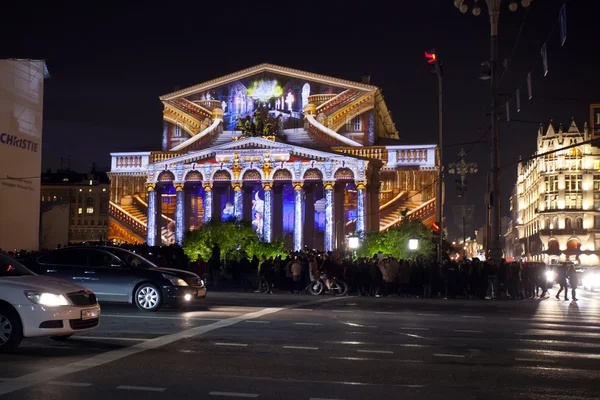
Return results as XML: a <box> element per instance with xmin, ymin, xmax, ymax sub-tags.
<box><xmin>86</xmin><ymin>197</ymin><xmax>94</xmax><ymax>214</ymax></box>
<box><xmin>565</xmin><ymin>174</ymin><xmax>582</xmax><ymax>192</ymax></box>
<box><xmin>594</xmin><ymin>160</ymin><xmax>600</xmax><ymax>170</ymax></box>
<box><xmin>84</xmin><ymin>220</ymin><xmax>88</xmax><ymax>226</ymax></box>
<box><xmin>565</xmin><ymin>218</ymin><xmax>572</xmax><ymax>229</ymax></box>
<box><xmin>595</xmin><ymin>216</ymin><xmax>600</xmax><ymax>229</ymax></box>
<box><xmin>353</xmin><ymin>116</ymin><xmax>361</xmax><ymax>131</ymax></box>
<box><xmin>78</xmin><ymin>207</ymin><xmax>83</xmax><ymax>215</ymax></box>
<box><xmin>576</xmin><ymin>217</ymin><xmax>583</xmax><ymax>229</ymax></box>
<box><xmin>78</xmin><ymin>194</ymin><xmax>83</xmax><ymax>203</ymax></box>
<box><xmin>594</xmin><ymin>175</ymin><xmax>600</xmax><ymax>191</ymax></box>
<box><xmin>174</xmin><ymin>124</ymin><xmax>181</xmax><ymax>137</ymax></box>
<box><xmin>595</xmin><ymin>193</ymin><xmax>600</xmax><ymax>210</ymax></box>
<box><xmin>90</xmin><ymin>220</ymin><xmax>95</xmax><ymax>226</ymax></box>
<box><xmin>545</xmin><ymin>218</ymin><xmax>551</xmax><ymax>229</ymax></box>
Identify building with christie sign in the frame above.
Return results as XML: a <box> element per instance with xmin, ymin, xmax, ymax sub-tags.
<box><xmin>108</xmin><ymin>64</ymin><xmax>438</xmax><ymax>250</ymax></box>
<box><xmin>0</xmin><ymin>59</ymin><xmax>48</xmax><ymax>251</ymax></box>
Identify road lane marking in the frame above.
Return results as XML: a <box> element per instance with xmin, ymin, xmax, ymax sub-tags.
<box><xmin>332</xmin><ymin>310</ymin><xmax>352</xmax><ymax>313</ymax></box>
<box><xmin>310</xmin><ymin>398</ymin><xmax>346</xmax><ymax>400</ymax></box>
<box><xmin>0</xmin><ymin>296</ymin><xmax>347</xmax><ymax>397</ymax></box>
<box><xmin>434</xmin><ymin>354</ymin><xmax>465</xmax><ymax>358</ymax></box>
<box><xmin>418</xmin><ymin>313</ymin><xmax>440</xmax><ymax>317</ymax></box>
<box><xmin>283</xmin><ymin>346</ymin><xmax>319</xmax><ymax>350</ymax></box>
<box><xmin>117</xmin><ymin>385</ymin><xmax>166</xmax><ymax>392</ymax></box>
<box><xmin>215</xmin><ymin>343</ymin><xmax>248</xmax><ymax>347</ymax></box>
<box><xmin>209</xmin><ymin>392</ymin><xmax>259</xmax><ymax>398</ymax></box>
<box><xmin>74</xmin><ymin>336</ymin><xmax>148</xmax><ymax>342</ymax></box>
<box><xmin>295</xmin><ymin>322</ymin><xmax>322</xmax><ymax>326</ymax></box>
<box><xmin>357</xmin><ymin>349</ymin><xmax>394</xmax><ymax>354</ymax></box>
<box><xmin>48</xmin><ymin>381</ymin><xmax>92</xmax><ymax>387</ymax></box>
<box><xmin>102</xmin><ymin>314</ymin><xmax>223</xmax><ymax>321</ymax></box>
<box><xmin>375</xmin><ymin>311</ymin><xmax>395</xmax><ymax>315</ymax></box>
<box><xmin>244</xmin><ymin>320</ymin><xmax>270</xmax><ymax>324</ymax></box>
<box><xmin>454</xmin><ymin>330</ymin><xmax>484</xmax><ymax>333</ymax></box>
<box><xmin>515</xmin><ymin>358</ymin><xmax>556</xmax><ymax>363</ymax></box>
<box><xmin>461</xmin><ymin>316</ymin><xmax>484</xmax><ymax>319</ymax></box>
<box><xmin>292</xmin><ymin>308</ymin><xmax>313</xmax><ymax>311</ymax></box>
<box><xmin>401</xmin><ymin>327</ymin><xmax>429</xmax><ymax>331</ymax></box>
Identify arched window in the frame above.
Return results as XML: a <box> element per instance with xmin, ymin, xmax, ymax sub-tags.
<box><xmin>565</xmin><ymin>218</ymin><xmax>572</xmax><ymax>229</ymax></box>
<box><xmin>548</xmin><ymin>239</ymin><xmax>560</xmax><ymax>250</ymax></box>
<box><xmin>545</xmin><ymin>218</ymin><xmax>551</xmax><ymax>229</ymax></box>
<box><xmin>576</xmin><ymin>217</ymin><xmax>583</xmax><ymax>229</ymax></box>
<box><xmin>552</xmin><ymin>216</ymin><xmax>559</xmax><ymax>229</ymax></box>
<box><xmin>566</xmin><ymin>239</ymin><xmax>580</xmax><ymax>251</ymax></box>
<box><xmin>86</xmin><ymin>197</ymin><xmax>94</xmax><ymax>215</ymax></box>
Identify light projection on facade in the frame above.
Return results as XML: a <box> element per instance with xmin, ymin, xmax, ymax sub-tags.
<box><xmin>247</xmin><ymin>80</ymin><xmax>283</xmax><ymax>103</ymax></box>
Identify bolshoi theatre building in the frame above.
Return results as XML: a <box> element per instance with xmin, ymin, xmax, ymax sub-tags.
<box><xmin>108</xmin><ymin>64</ymin><xmax>438</xmax><ymax>251</ymax></box>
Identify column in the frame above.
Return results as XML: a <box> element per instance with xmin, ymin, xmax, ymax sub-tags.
<box><xmin>212</xmin><ymin>184</ymin><xmax>222</xmax><ymax>222</ymax></box>
<box><xmin>243</xmin><ymin>184</ymin><xmax>253</xmax><ymax>221</ymax></box>
<box><xmin>324</xmin><ymin>180</ymin><xmax>335</xmax><ymax>252</ymax></box>
<box><xmin>273</xmin><ymin>183</ymin><xmax>283</xmax><ymax>239</ymax></box>
<box><xmin>304</xmin><ymin>183</ymin><xmax>315</xmax><ymax>250</ymax></box>
<box><xmin>334</xmin><ymin>182</ymin><xmax>345</xmax><ymax>250</ymax></box>
<box><xmin>370</xmin><ymin>172</ymin><xmax>381</xmax><ymax>232</ymax></box>
<box><xmin>262</xmin><ymin>181</ymin><xmax>273</xmax><ymax>242</ymax></box>
<box><xmin>146</xmin><ymin>184</ymin><xmax>157</xmax><ymax>246</ymax></box>
<box><xmin>233</xmin><ymin>181</ymin><xmax>243</xmax><ymax>220</ymax></box>
<box><xmin>202</xmin><ymin>182</ymin><xmax>213</xmax><ymax>224</ymax></box>
<box><xmin>293</xmin><ymin>181</ymin><xmax>304</xmax><ymax>251</ymax></box>
<box><xmin>356</xmin><ymin>180</ymin><xmax>367</xmax><ymax>237</ymax></box>
<box><xmin>175</xmin><ymin>183</ymin><xmax>185</xmax><ymax>245</ymax></box>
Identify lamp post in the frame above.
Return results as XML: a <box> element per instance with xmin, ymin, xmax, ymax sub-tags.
<box><xmin>348</xmin><ymin>232</ymin><xmax>360</xmax><ymax>258</ymax></box>
<box><xmin>448</xmin><ymin>148</ymin><xmax>478</xmax><ymax>259</ymax></box>
<box><xmin>453</xmin><ymin>0</ymin><xmax>532</xmax><ymax>265</ymax></box>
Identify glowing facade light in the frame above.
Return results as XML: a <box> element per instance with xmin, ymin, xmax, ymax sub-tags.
<box><xmin>147</xmin><ymin>189</ymin><xmax>157</xmax><ymax>246</ymax></box>
<box><xmin>293</xmin><ymin>184</ymin><xmax>303</xmax><ymax>251</ymax></box>
<box><xmin>233</xmin><ymin>186</ymin><xmax>243</xmax><ymax>220</ymax></box>
<box><xmin>263</xmin><ymin>184</ymin><xmax>273</xmax><ymax>243</ymax></box>
<box><xmin>356</xmin><ymin>184</ymin><xmax>366</xmax><ymax>237</ymax></box>
<box><xmin>203</xmin><ymin>189</ymin><xmax>213</xmax><ymax>224</ymax></box>
<box><xmin>324</xmin><ymin>183</ymin><xmax>334</xmax><ymax>252</ymax></box>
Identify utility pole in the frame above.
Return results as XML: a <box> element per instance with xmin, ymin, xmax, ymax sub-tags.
<box><xmin>425</xmin><ymin>50</ymin><xmax>444</xmax><ymax>263</ymax></box>
<box><xmin>454</xmin><ymin>0</ymin><xmax>532</xmax><ymax>264</ymax></box>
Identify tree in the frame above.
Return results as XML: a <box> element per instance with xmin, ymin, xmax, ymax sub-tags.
<box><xmin>357</xmin><ymin>216</ymin><xmax>437</xmax><ymax>260</ymax></box>
<box><xmin>236</xmin><ymin>107</ymin><xmax>282</xmax><ymax>137</ymax></box>
<box><xmin>183</xmin><ymin>220</ymin><xmax>286</xmax><ymax>262</ymax></box>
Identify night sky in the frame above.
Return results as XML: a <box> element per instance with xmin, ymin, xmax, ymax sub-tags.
<box><xmin>3</xmin><ymin>0</ymin><xmax>599</xmax><ymax>239</ymax></box>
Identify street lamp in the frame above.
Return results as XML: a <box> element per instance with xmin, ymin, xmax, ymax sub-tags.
<box><xmin>453</xmin><ymin>0</ymin><xmax>532</xmax><ymax>265</ymax></box>
<box><xmin>408</xmin><ymin>238</ymin><xmax>419</xmax><ymax>251</ymax></box>
<box><xmin>348</xmin><ymin>233</ymin><xmax>360</xmax><ymax>250</ymax></box>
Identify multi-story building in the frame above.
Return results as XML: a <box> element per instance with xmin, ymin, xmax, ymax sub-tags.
<box><xmin>40</xmin><ymin>169</ymin><xmax>110</xmax><ymax>249</ymax></box>
<box><xmin>107</xmin><ymin>63</ymin><xmax>438</xmax><ymax>250</ymax></box>
<box><xmin>512</xmin><ymin>120</ymin><xmax>600</xmax><ymax>265</ymax></box>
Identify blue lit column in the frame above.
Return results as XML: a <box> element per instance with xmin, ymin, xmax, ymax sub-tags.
<box><xmin>262</xmin><ymin>181</ymin><xmax>273</xmax><ymax>242</ymax></box>
<box><xmin>356</xmin><ymin>180</ymin><xmax>367</xmax><ymax>238</ymax></box>
<box><xmin>203</xmin><ymin>182</ymin><xmax>213</xmax><ymax>224</ymax></box>
<box><xmin>324</xmin><ymin>181</ymin><xmax>335</xmax><ymax>252</ymax></box>
<box><xmin>175</xmin><ymin>183</ymin><xmax>185</xmax><ymax>246</ymax></box>
<box><xmin>233</xmin><ymin>182</ymin><xmax>243</xmax><ymax>220</ymax></box>
<box><xmin>293</xmin><ymin>181</ymin><xmax>304</xmax><ymax>251</ymax></box>
<box><xmin>147</xmin><ymin>184</ymin><xmax>157</xmax><ymax>246</ymax></box>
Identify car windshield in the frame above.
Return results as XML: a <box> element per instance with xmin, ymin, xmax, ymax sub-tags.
<box><xmin>0</xmin><ymin>253</ymin><xmax>34</xmax><ymax>277</ymax></box>
<box><xmin>108</xmin><ymin>249</ymin><xmax>158</xmax><ymax>269</ymax></box>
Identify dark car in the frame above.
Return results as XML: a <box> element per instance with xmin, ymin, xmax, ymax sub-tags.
<box><xmin>25</xmin><ymin>246</ymin><xmax>206</xmax><ymax>311</ymax></box>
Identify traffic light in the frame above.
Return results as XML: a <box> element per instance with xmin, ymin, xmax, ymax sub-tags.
<box><xmin>432</xmin><ymin>222</ymin><xmax>440</xmax><ymax>234</ymax></box>
<box><xmin>424</xmin><ymin>51</ymin><xmax>437</xmax><ymax>64</ymax></box>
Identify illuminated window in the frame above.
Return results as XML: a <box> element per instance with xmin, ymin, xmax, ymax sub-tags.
<box><xmin>41</xmin><ymin>196</ymin><xmax>45</xmax><ymax>201</ymax></box>
<box><xmin>102</xmin><ymin>188</ymin><xmax>107</xmax><ymax>192</ymax></box>
<box><xmin>78</xmin><ymin>207</ymin><xmax>83</xmax><ymax>215</ymax></box>
<box><xmin>89</xmin><ymin>180</ymin><xmax>93</xmax><ymax>186</ymax></box>
<box><xmin>595</xmin><ymin>193</ymin><xmax>600</xmax><ymax>210</ymax></box>
<box><xmin>174</xmin><ymin>124</ymin><xmax>181</xmax><ymax>137</ymax></box>
<box><xmin>86</xmin><ymin>207</ymin><xmax>94</xmax><ymax>214</ymax></box>
<box><xmin>86</xmin><ymin>197</ymin><xmax>94</xmax><ymax>214</ymax></box>
<box><xmin>594</xmin><ymin>160</ymin><xmax>600</xmax><ymax>170</ymax></box>
<box><xmin>594</xmin><ymin>175</ymin><xmax>600</xmax><ymax>191</ymax></box>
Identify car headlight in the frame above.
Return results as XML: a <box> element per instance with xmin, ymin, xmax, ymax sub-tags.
<box><xmin>585</xmin><ymin>273</ymin><xmax>600</xmax><ymax>286</ymax></box>
<box><xmin>545</xmin><ymin>270</ymin><xmax>555</xmax><ymax>282</ymax></box>
<box><xmin>25</xmin><ymin>291</ymin><xmax>70</xmax><ymax>306</ymax></box>
<box><xmin>162</xmin><ymin>273</ymin><xmax>188</xmax><ymax>286</ymax></box>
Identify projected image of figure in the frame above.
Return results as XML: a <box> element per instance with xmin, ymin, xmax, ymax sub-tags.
<box><xmin>222</xmin><ymin>201</ymin><xmax>234</xmax><ymax>221</ymax></box>
<box><xmin>252</xmin><ymin>192</ymin><xmax>264</xmax><ymax>234</ymax></box>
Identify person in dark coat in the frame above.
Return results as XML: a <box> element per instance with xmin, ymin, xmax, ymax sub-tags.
<box><xmin>555</xmin><ymin>263</ymin><xmax>568</xmax><ymax>300</ymax></box>
<box><xmin>567</xmin><ymin>264</ymin><xmax>579</xmax><ymax>301</ymax></box>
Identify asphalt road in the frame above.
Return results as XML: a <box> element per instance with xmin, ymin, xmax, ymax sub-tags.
<box><xmin>2</xmin><ymin>286</ymin><xmax>600</xmax><ymax>400</ymax></box>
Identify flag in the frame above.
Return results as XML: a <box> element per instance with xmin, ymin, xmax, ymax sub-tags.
<box><xmin>541</xmin><ymin>43</ymin><xmax>549</xmax><ymax>76</ymax></box>
<box><xmin>516</xmin><ymin>88</ymin><xmax>521</xmax><ymax>112</ymax></box>
<box><xmin>506</xmin><ymin>101</ymin><xmax>510</xmax><ymax>122</ymax></box>
<box><xmin>559</xmin><ymin>4</ymin><xmax>567</xmax><ymax>46</ymax></box>
<box><xmin>527</xmin><ymin>72</ymin><xmax>533</xmax><ymax>99</ymax></box>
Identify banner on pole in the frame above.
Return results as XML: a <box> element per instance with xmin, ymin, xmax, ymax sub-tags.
<box><xmin>541</xmin><ymin>43</ymin><xmax>549</xmax><ymax>76</ymax></box>
<box><xmin>516</xmin><ymin>88</ymin><xmax>521</xmax><ymax>112</ymax></box>
<box><xmin>559</xmin><ymin>4</ymin><xmax>567</xmax><ymax>46</ymax></box>
<box><xmin>527</xmin><ymin>72</ymin><xmax>533</xmax><ymax>99</ymax></box>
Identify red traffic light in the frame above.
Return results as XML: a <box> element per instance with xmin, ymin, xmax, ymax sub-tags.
<box><xmin>425</xmin><ymin>52</ymin><xmax>437</xmax><ymax>64</ymax></box>
<box><xmin>432</xmin><ymin>222</ymin><xmax>440</xmax><ymax>233</ymax></box>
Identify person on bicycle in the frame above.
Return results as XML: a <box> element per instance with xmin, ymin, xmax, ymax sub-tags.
<box><xmin>320</xmin><ymin>254</ymin><xmax>333</xmax><ymax>292</ymax></box>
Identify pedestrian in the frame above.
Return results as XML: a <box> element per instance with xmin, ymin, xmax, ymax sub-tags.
<box><xmin>555</xmin><ymin>263</ymin><xmax>568</xmax><ymax>301</ymax></box>
<box><xmin>567</xmin><ymin>264</ymin><xmax>579</xmax><ymax>301</ymax></box>
<box><xmin>291</xmin><ymin>256</ymin><xmax>302</xmax><ymax>293</ymax></box>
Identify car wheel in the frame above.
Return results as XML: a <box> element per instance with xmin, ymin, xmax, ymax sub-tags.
<box><xmin>50</xmin><ymin>335</ymin><xmax>73</xmax><ymax>341</ymax></box>
<box><xmin>0</xmin><ymin>305</ymin><xmax>23</xmax><ymax>353</ymax></box>
<box><xmin>135</xmin><ymin>284</ymin><xmax>162</xmax><ymax>311</ymax></box>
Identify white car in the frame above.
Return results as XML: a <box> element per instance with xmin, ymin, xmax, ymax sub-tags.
<box><xmin>0</xmin><ymin>253</ymin><xmax>101</xmax><ymax>352</ymax></box>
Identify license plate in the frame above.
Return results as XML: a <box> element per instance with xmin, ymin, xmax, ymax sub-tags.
<box><xmin>81</xmin><ymin>308</ymin><xmax>99</xmax><ymax>320</ymax></box>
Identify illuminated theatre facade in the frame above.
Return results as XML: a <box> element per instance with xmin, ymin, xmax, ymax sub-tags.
<box><xmin>108</xmin><ymin>64</ymin><xmax>438</xmax><ymax>250</ymax></box>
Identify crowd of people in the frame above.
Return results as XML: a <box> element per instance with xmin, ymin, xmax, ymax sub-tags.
<box><xmin>2</xmin><ymin>244</ymin><xmax>581</xmax><ymax>301</ymax></box>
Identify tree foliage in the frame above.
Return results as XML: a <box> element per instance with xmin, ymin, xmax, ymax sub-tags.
<box><xmin>356</xmin><ymin>216</ymin><xmax>436</xmax><ymax>260</ymax></box>
<box><xmin>183</xmin><ymin>220</ymin><xmax>285</xmax><ymax>262</ymax></box>
<box><xmin>236</xmin><ymin>107</ymin><xmax>282</xmax><ymax>137</ymax></box>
